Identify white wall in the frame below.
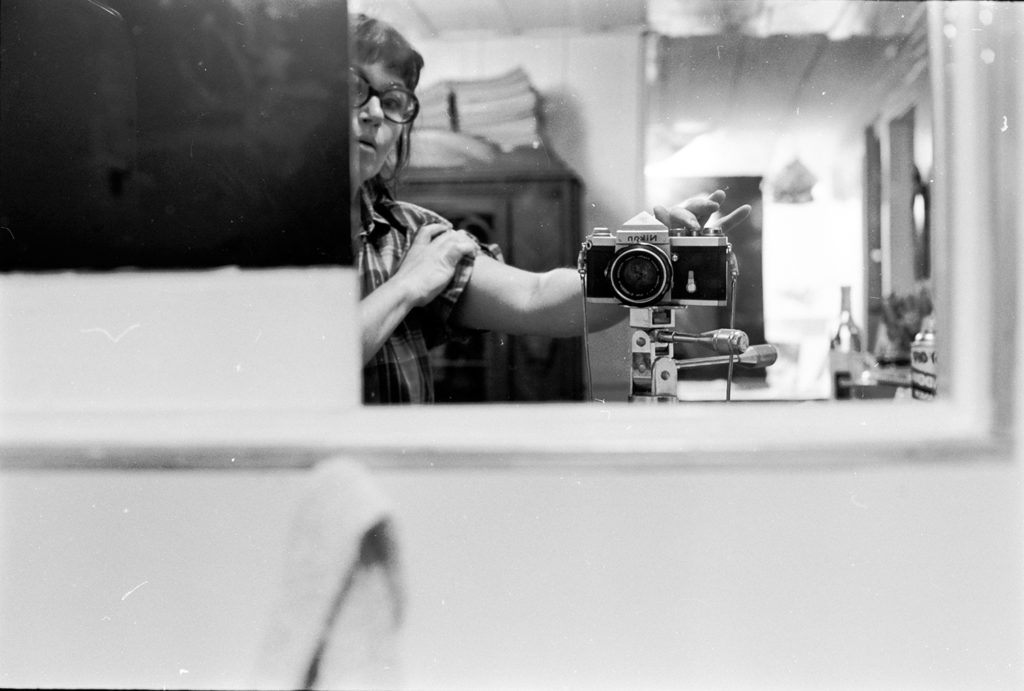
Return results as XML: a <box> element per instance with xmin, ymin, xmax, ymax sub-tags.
<box><xmin>0</xmin><ymin>469</ymin><xmax>304</xmax><ymax>690</ymax></box>
<box><xmin>0</xmin><ymin>269</ymin><xmax>360</xmax><ymax>415</ymax></box>
<box><xmin>390</xmin><ymin>463</ymin><xmax>1023</xmax><ymax>690</ymax></box>
<box><xmin>2</xmin><ymin>457</ymin><xmax>1021</xmax><ymax>690</ymax></box>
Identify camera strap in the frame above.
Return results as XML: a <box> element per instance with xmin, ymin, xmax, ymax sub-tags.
<box><xmin>725</xmin><ymin>249</ymin><xmax>740</xmax><ymax>401</ymax></box>
<box><xmin>578</xmin><ymin>241</ymin><xmax>597</xmax><ymax>402</ymax></box>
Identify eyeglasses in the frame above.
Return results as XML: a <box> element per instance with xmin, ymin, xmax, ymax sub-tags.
<box><xmin>349</xmin><ymin>70</ymin><xmax>419</xmax><ymax>124</ymax></box>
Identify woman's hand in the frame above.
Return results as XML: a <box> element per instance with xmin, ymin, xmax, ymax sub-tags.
<box><xmin>360</xmin><ymin>222</ymin><xmax>478</xmax><ymax>364</ymax></box>
<box><xmin>393</xmin><ymin>222</ymin><xmax>479</xmax><ymax>307</ymax></box>
<box><xmin>653</xmin><ymin>189</ymin><xmax>751</xmax><ymax>234</ymax></box>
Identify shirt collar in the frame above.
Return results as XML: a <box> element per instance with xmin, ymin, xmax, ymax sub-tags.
<box><xmin>359</xmin><ymin>183</ymin><xmax>407</xmax><ymax>242</ymax></box>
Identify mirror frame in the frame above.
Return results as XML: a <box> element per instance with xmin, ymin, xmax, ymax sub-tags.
<box><xmin>0</xmin><ymin>3</ymin><xmax>1018</xmax><ymax>471</ymax></box>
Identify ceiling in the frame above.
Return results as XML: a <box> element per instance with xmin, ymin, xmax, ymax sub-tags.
<box><xmin>350</xmin><ymin>0</ymin><xmax>644</xmax><ymax>38</ymax></box>
<box><xmin>350</xmin><ymin>0</ymin><xmax>929</xmax><ymax>175</ymax></box>
<box><xmin>650</xmin><ymin>27</ymin><xmax>924</xmax><ymax>132</ymax></box>
<box><xmin>348</xmin><ymin>0</ymin><xmax>923</xmax><ymax>40</ymax></box>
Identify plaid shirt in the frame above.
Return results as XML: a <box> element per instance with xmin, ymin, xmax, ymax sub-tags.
<box><xmin>358</xmin><ymin>185</ymin><xmax>502</xmax><ymax>404</ymax></box>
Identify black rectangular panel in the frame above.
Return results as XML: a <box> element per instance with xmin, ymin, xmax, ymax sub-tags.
<box><xmin>1</xmin><ymin>0</ymin><xmax>351</xmax><ymax>270</ymax></box>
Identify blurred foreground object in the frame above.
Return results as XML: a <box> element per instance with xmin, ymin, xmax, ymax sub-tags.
<box><xmin>255</xmin><ymin>458</ymin><xmax>403</xmax><ymax>691</ymax></box>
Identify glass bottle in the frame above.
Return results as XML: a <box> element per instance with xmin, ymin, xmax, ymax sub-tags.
<box><xmin>910</xmin><ymin>314</ymin><xmax>936</xmax><ymax>400</ymax></box>
<box><xmin>829</xmin><ymin>285</ymin><xmax>863</xmax><ymax>399</ymax></box>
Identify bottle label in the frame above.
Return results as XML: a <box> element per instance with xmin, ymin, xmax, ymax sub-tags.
<box><xmin>911</xmin><ymin>342</ymin><xmax>936</xmax><ymax>400</ymax></box>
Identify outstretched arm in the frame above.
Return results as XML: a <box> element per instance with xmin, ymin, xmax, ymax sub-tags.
<box><xmin>453</xmin><ymin>189</ymin><xmax>751</xmax><ymax>338</ymax></box>
<box><xmin>451</xmin><ymin>258</ymin><xmax>623</xmax><ymax>337</ymax></box>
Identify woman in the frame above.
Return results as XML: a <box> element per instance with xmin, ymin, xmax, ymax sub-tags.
<box><xmin>351</xmin><ymin>14</ymin><xmax>747</xmax><ymax>404</ymax></box>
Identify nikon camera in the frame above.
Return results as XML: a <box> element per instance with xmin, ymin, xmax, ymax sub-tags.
<box><xmin>581</xmin><ymin>211</ymin><xmax>731</xmax><ymax>308</ymax></box>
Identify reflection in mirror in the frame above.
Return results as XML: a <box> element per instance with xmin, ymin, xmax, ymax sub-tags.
<box><xmin>646</xmin><ymin>1</ymin><xmax>931</xmax><ymax>401</ymax></box>
<box><xmin>352</xmin><ymin>0</ymin><xmax>932</xmax><ymax>404</ymax></box>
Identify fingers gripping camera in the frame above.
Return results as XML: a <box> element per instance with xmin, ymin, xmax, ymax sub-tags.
<box><xmin>580</xmin><ymin>211</ymin><xmax>731</xmax><ymax>308</ymax></box>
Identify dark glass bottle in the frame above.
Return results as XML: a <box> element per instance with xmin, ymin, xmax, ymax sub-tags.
<box><xmin>829</xmin><ymin>285</ymin><xmax>863</xmax><ymax>399</ymax></box>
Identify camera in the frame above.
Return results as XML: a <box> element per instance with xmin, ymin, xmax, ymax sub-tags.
<box><xmin>580</xmin><ymin>211</ymin><xmax>731</xmax><ymax>308</ymax></box>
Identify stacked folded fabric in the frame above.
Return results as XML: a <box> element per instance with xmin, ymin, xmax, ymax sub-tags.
<box><xmin>449</xmin><ymin>67</ymin><xmax>542</xmax><ymax>152</ymax></box>
<box><xmin>414</xmin><ymin>80</ymin><xmax>454</xmax><ymax>131</ymax></box>
<box><xmin>407</xmin><ymin>128</ymin><xmax>498</xmax><ymax>168</ymax></box>
<box><xmin>412</xmin><ymin>67</ymin><xmax>543</xmax><ymax>161</ymax></box>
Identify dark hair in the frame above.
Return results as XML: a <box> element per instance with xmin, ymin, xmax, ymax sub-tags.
<box><xmin>351</xmin><ymin>14</ymin><xmax>423</xmax><ymax>189</ymax></box>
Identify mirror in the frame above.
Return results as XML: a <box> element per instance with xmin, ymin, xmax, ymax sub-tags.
<box><xmin>0</xmin><ymin>0</ymin><xmax>960</xmax><ymax>406</ymax></box>
<box><xmin>0</xmin><ymin>1</ymin><xmax>1011</xmax><ymax>457</ymax></box>
<box><xmin>351</xmin><ymin>0</ymin><xmax>934</xmax><ymax>404</ymax></box>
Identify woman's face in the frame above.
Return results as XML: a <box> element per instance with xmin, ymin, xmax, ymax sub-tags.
<box><xmin>352</xmin><ymin>61</ymin><xmax>407</xmax><ymax>186</ymax></box>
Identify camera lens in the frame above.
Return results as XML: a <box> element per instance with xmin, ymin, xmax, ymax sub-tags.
<box><xmin>608</xmin><ymin>245</ymin><xmax>671</xmax><ymax>306</ymax></box>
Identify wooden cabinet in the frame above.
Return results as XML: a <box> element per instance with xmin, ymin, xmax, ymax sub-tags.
<box><xmin>401</xmin><ymin>155</ymin><xmax>584</xmax><ymax>402</ymax></box>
